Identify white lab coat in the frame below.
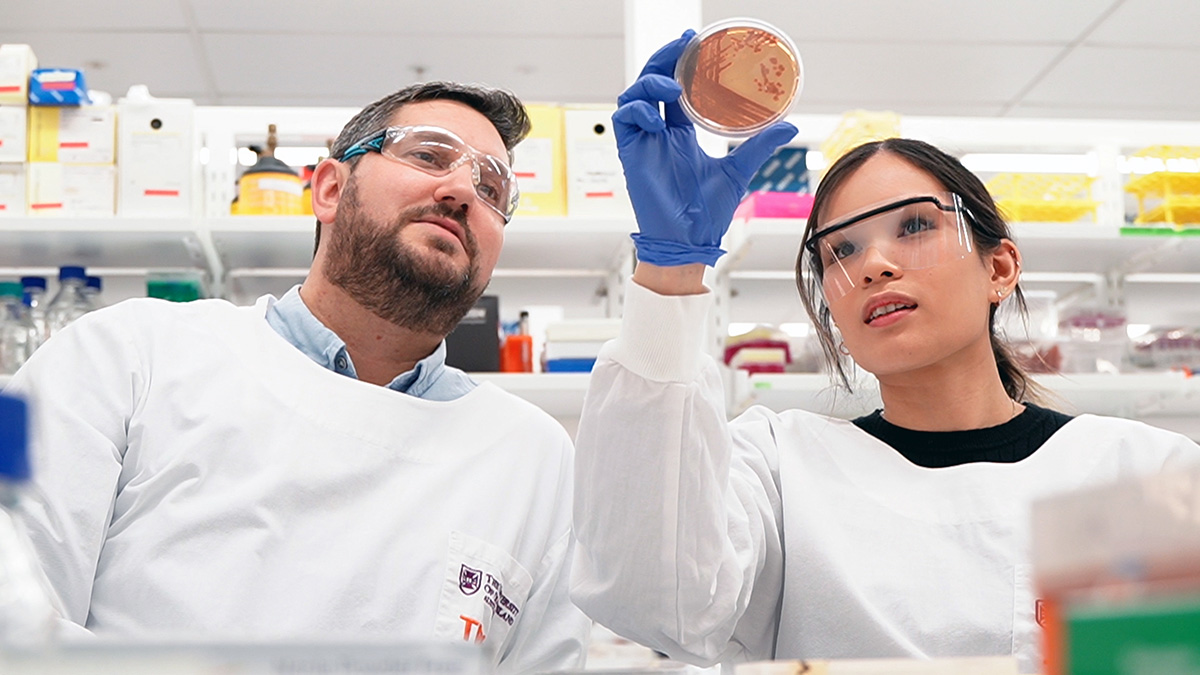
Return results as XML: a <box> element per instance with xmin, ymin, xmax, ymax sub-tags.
<box><xmin>570</xmin><ymin>280</ymin><xmax>1200</xmax><ymax>675</ymax></box>
<box><xmin>6</xmin><ymin>296</ymin><xmax>590</xmax><ymax>675</ymax></box>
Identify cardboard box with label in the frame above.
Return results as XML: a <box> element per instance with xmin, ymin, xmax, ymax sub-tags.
<box><xmin>27</xmin><ymin>162</ymin><xmax>116</xmax><ymax>217</ymax></box>
<box><xmin>564</xmin><ymin>105</ymin><xmax>632</xmax><ymax>219</ymax></box>
<box><xmin>0</xmin><ymin>44</ymin><xmax>37</xmax><ymax>105</ymax></box>
<box><xmin>0</xmin><ymin>163</ymin><xmax>26</xmax><ymax>216</ymax></box>
<box><xmin>28</xmin><ymin>105</ymin><xmax>116</xmax><ymax>164</ymax></box>
<box><xmin>0</xmin><ymin>105</ymin><xmax>27</xmax><ymax>163</ymax></box>
<box><xmin>118</xmin><ymin>93</ymin><xmax>195</xmax><ymax>216</ymax></box>
<box><xmin>512</xmin><ymin>104</ymin><xmax>566</xmax><ymax>218</ymax></box>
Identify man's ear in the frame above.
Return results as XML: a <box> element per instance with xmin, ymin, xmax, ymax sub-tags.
<box><xmin>311</xmin><ymin>157</ymin><xmax>350</xmax><ymax>224</ymax></box>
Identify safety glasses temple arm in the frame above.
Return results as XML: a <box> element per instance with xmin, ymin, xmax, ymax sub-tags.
<box><xmin>336</xmin><ymin>130</ymin><xmax>388</xmax><ymax>161</ymax></box>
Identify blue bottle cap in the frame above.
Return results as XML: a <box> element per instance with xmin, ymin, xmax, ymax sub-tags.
<box><xmin>59</xmin><ymin>266</ymin><xmax>86</xmax><ymax>281</ymax></box>
<box><xmin>0</xmin><ymin>393</ymin><xmax>30</xmax><ymax>483</ymax></box>
<box><xmin>86</xmin><ymin>276</ymin><xmax>102</xmax><ymax>290</ymax></box>
<box><xmin>20</xmin><ymin>276</ymin><xmax>48</xmax><ymax>290</ymax></box>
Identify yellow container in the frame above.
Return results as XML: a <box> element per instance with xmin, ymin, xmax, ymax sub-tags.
<box><xmin>1125</xmin><ymin>146</ymin><xmax>1200</xmax><ymax>226</ymax></box>
<box><xmin>235</xmin><ymin>156</ymin><xmax>303</xmax><ymax>216</ymax></box>
<box><xmin>819</xmin><ymin>110</ymin><xmax>901</xmax><ymax>173</ymax></box>
<box><xmin>986</xmin><ymin>173</ymin><xmax>1099</xmax><ymax>223</ymax></box>
<box><xmin>513</xmin><ymin>104</ymin><xmax>567</xmax><ymax>218</ymax></box>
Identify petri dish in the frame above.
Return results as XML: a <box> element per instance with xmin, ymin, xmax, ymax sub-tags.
<box><xmin>675</xmin><ymin>18</ymin><xmax>803</xmax><ymax>138</ymax></box>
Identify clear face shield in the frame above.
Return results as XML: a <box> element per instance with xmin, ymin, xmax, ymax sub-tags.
<box><xmin>340</xmin><ymin>125</ymin><xmax>520</xmax><ymax>223</ymax></box>
<box><xmin>804</xmin><ymin>192</ymin><xmax>976</xmax><ymax>301</ymax></box>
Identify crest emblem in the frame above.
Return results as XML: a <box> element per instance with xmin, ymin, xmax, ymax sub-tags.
<box><xmin>459</xmin><ymin>564</ymin><xmax>482</xmax><ymax>595</ymax></box>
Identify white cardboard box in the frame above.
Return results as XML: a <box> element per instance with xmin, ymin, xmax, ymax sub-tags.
<box><xmin>0</xmin><ymin>163</ymin><xmax>26</xmax><ymax>216</ymax></box>
<box><xmin>118</xmin><ymin>94</ymin><xmax>195</xmax><ymax>216</ymax></box>
<box><xmin>27</xmin><ymin>162</ymin><xmax>115</xmax><ymax>217</ymax></box>
<box><xmin>0</xmin><ymin>44</ymin><xmax>37</xmax><ymax>105</ymax></box>
<box><xmin>0</xmin><ymin>105</ymin><xmax>27</xmax><ymax>163</ymax></box>
<box><xmin>28</xmin><ymin>105</ymin><xmax>116</xmax><ymax>164</ymax></box>
<box><xmin>564</xmin><ymin>105</ymin><xmax>632</xmax><ymax>218</ymax></box>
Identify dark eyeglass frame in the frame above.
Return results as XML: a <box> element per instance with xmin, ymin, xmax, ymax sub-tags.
<box><xmin>804</xmin><ymin>194</ymin><xmax>974</xmax><ymax>257</ymax></box>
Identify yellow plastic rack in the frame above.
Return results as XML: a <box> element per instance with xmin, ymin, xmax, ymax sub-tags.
<box><xmin>819</xmin><ymin>110</ymin><xmax>901</xmax><ymax>173</ymax></box>
<box><xmin>985</xmin><ymin>173</ymin><xmax>1099</xmax><ymax>223</ymax></box>
<box><xmin>1125</xmin><ymin>145</ymin><xmax>1200</xmax><ymax>227</ymax></box>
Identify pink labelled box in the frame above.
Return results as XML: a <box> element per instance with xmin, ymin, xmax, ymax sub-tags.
<box><xmin>735</xmin><ymin>191</ymin><xmax>814</xmax><ymax>219</ymax></box>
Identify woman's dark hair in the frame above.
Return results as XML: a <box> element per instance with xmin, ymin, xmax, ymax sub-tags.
<box><xmin>795</xmin><ymin>137</ymin><xmax>1043</xmax><ymax>404</ymax></box>
<box><xmin>314</xmin><ymin>81</ymin><xmax>531</xmax><ymax>254</ymax></box>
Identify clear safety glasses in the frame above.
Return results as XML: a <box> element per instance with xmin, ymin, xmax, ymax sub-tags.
<box><xmin>339</xmin><ymin>125</ymin><xmax>520</xmax><ymax>223</ymax></box>
<box><xmin>804</xmin><ymin>192</ymin><xmax>975</xmax><ymax>300</ymax></box>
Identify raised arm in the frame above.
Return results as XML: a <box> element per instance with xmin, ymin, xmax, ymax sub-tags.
<box><xmin>571</xmin><ymin>31</ymin><xmax>796</xmax><ymax>667</ymax></box>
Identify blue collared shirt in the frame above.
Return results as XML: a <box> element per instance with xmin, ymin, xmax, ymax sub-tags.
<box><xmin>265</xmin><ymin>285</ymin><xmax>476</xmax><ymax>401</ymax></box>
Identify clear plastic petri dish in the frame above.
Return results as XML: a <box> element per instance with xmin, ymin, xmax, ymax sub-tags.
<box><xmin>674</xmin><ymin>18</ymin><xmax>803</xmax><ymax>138</ymax></box>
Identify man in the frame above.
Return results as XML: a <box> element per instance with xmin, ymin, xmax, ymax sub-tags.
<box><xmin>5</xmin><ymin>82</ymin><xmax>590</xmax><ymax>674</ymax></box>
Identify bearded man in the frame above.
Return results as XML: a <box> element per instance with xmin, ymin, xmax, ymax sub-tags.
<box><xmin>4</xmin><ymin>83</ymin><xmax>590</xmax><ymax>675</ymax></box>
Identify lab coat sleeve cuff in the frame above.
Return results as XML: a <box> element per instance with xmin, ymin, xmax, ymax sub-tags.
<box><xmin>607</xmin><ymin>278</ymin><xmax>713</xmax><ymax>383</ymax></box>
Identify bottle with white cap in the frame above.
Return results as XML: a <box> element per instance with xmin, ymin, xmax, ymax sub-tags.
<box><xmin>0</xmin><ymin>393</ymin><xmax>58</xmax><ymax>648</ymax></box>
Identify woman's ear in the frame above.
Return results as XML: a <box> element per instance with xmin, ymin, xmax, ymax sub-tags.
<box><xmin>310</xmin><ymin>157</ymin><xmax>350</xmax><ymax>224</ymax></box>
<box><xmin>989</xmin><ymin>239</ymin><xmax>1022</xmax><ymax>302</ymax></box>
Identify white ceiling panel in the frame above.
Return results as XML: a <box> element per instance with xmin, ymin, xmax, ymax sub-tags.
<box><xmin>0</xmin><ymin>0</ymin><xmax>189</xmax><ymax>30</ymax></box>
<box><xmin>703</xmin><ymin>0</ymin><xmax>1114</xmax><ymax>42</ymax></box>
<box><xmin>2</xmin><ymin>1</ymin><xmax>1200</xmax><ymax>122</ymax></box>
<box><xmin>797</xmin><ymin>43</ymin><xmax>1062</xmax><ymax>111</ymax></box>
<box><xmin>188</xmin><ymin>0</ymin><xmax>622</xmax><ymax>36</ymax></box>
<box><xmin>1023</xmin><ymin>45</ymin><xmax>1200</xmax><ymax>113</ymax></box>
<box><xmin>0</xmin><ymin>31</ymin><xmax>209</xmax><ymax>100</ymax></box>
<box><xmin>1087</xmin><ymin>0</ymin><xmax>1200</xmax><ymax>47</ymax></box>
<box><xmin>201</xmin><ymin>33</ymin><xmax>624</xmax><ymax>105</ymax></box>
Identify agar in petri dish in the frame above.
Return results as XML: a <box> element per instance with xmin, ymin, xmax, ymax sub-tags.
<box><xmin>675</xmin><ymin>19</ymin><xmax>803</xmax><ymax>137</ymax></box>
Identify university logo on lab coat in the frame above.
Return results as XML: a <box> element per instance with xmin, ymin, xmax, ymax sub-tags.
<box><xmin>460</xmin><ymin>564</ymin><xmax>483</xmax><ymax>595</ymax></box>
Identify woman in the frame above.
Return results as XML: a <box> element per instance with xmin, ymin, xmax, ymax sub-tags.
<box><xmin>570</xmin><ymin>32</ymin><xmax>1200</xmax><ymax>674</ymax></box>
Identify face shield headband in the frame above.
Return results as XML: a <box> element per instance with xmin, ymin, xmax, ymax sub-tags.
<box><xmin>803</xmin><ymin>192</ymin><xmax>975</xmax><ymax>301</ymax></box>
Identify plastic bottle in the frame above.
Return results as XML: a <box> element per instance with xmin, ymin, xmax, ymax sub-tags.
<box><xmin>44</xmin><ymin>266</ymin><xmax>92</xmax><ymax>339</ymax></box>
<box><xmin>501</xmin><ymin>311</ymin><xmax>534</xmax><ymax>373</ymax></box>
<box><xmin>0</xmin><ymin>393</ymin><xmax>58</xmax><ymax>648</ymax></box>
<box><xmin>19</xmin><ymin>277</ymin><xmax>48</xmax><ymax>353</ymax></box>
<box><xmin>84</xmin><ymin>275</ymin><xmax>104</xmax><ymax>310</ymax></box>
<box><xmin>0</xmin><ymin>282</ymin><xmax>37</xmax><ymax>375</ymax></box>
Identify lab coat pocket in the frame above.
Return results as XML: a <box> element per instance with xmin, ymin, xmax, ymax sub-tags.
<box><xmin>433</xmin><ymin>530</ymin><xmax>533</xmax><ymax>659</ymax></box>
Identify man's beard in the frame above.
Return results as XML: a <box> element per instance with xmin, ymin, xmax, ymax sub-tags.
<box><xmin>323</xmin><ymin>181</ymin><xmax>486</xmax><ymax>336</ymax></box>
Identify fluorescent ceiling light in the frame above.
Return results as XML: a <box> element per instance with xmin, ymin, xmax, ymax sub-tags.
<box><xmin>960</xmin><ymin>153</ymin><xmax>1097</xmax><ymax>174</ymax></box>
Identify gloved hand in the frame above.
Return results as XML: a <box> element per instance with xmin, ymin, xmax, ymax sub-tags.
<box><xmin>615</xmin><ymin>30</ymin><xmax>799</xmax><ymax>267</ymax></box>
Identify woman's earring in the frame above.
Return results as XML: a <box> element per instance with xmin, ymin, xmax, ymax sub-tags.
<box><xmin>837</xmin><ymin>341</ymin><xmax>851</xmax><ymax>356</ymax></box>
<box><xmin>997</xmin><ymin>287</ymin><xmax>1006</xmax><ymax>300</ymax></box>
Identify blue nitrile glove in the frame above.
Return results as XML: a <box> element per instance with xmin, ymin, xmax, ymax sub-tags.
<box><xmin>614</xmin><ymin>30</ymin><xmax>799</xmax><ymax>267</ymax></box>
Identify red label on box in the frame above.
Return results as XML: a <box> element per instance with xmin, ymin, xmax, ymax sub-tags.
<box><xmin>585</xmin><ymin>191</ymin><xmax>614</xmax><ymax>198</ymax></box>
<box><xmin>0</xmin><ymin>85</ymin><xmax>19</xmax><ymax>92</ymax></box>
<box><xmin>30</xmin><ymin>202</ymin><xmax>64</xmax><ymax>210</ymax></box>
<box><xmin>144</xmin><ymin>189</ymin><xmax>181</xmax><ymax>197</ymax></box>
<box><xmin>60</xmin><ymin>142</ymin><xmax>89</xmax><ymax>148</ymax></box>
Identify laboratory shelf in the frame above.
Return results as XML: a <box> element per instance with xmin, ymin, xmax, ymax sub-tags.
<box><xmin>735</xmin><ymin>370</ymin><xmax>1200</xmax><ymax>421</ymax></box>
<box><xmin>724</xmin><ymin>219</ymin><xmax>1200</xmax><ymax>276</ymax></box>
<box><xmin>469</xmin><ymin>372</ymin><xmax>592</xmax><ymax>420</ymax></box>
<box><xmin>204</xmin><ymin>215</ymin><xmax>635</xmax><ymax>276</ymax></box>
<box><xmin>0</xmin><ymin>217</ymin><xmax>207</xmax><ymax>271</ymax></box>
